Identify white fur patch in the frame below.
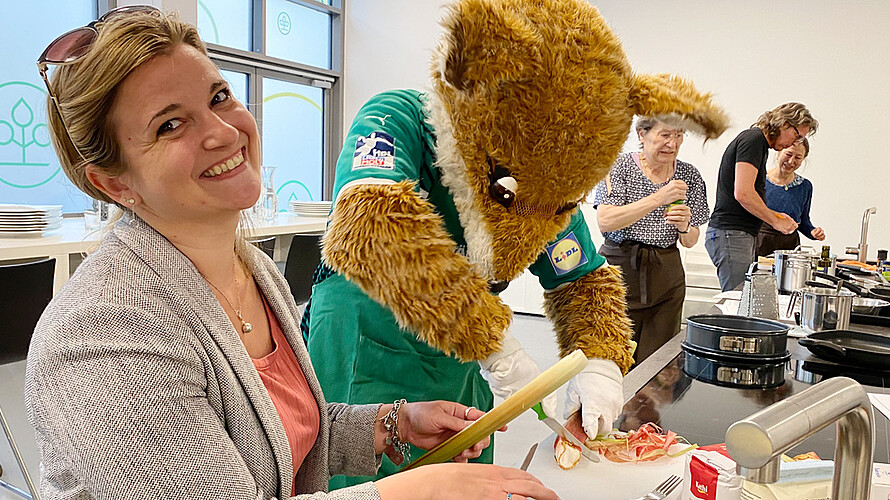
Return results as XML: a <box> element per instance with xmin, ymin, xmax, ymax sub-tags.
<box><xmin>424</xmin><ymin>91</ymin><xmax>496</xmax><ymax>279</ymax></box>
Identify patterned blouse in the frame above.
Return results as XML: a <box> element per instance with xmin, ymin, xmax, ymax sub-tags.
<box><xmin>592</xmin><ymin>152</ymin><xmax>710</xmax><ymax>248</ymax></box>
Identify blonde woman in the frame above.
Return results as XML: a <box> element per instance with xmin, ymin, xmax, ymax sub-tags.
<box><xmin>26</xmin><ymin>7</ymin><xmax>556</xmax><ymax>500</ymax></box>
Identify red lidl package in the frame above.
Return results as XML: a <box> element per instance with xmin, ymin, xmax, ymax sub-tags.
<box><xmin>682</xmin><ymin>444</ymin><xmax>743</xmax><ymax>500</ymax></box>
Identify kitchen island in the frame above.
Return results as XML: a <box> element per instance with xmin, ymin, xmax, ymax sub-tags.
<box><xmin>524</xmin><ymin>319</ymin><xmax>890</xmax><ymax>499</ymax></box>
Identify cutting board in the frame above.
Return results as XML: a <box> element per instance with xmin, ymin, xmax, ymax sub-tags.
<box><xmin>526</xmin><ymin>434</ymin><xmax>687</xmax><ymax>500</ymax></box>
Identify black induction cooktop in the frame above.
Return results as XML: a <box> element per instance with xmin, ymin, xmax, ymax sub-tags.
<box><xmin>616</xmin><ymin>338</ymin><xmax>890</xmax><ymax>462</ymax></box>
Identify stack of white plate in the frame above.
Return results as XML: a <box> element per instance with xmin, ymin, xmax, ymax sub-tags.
<box><xmin>0</xmin><ymin>204</ymin><xmax>63</xmax><ymax>237</ymax></box>
<box><xmin>289</xmin><ymin>200</ymin><xmax>332</xmax><ymax>218</ymax></box>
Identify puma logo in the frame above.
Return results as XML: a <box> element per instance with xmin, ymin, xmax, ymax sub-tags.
<box><xmin>367</xmin><ymin>114</ymin><xmax>391</xmax><ymax>126</ymax></box>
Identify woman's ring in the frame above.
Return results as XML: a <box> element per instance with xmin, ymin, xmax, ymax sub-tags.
<box><xmin>464</xmin><ymin>406</ymin><xmax>475</xmax><ymax>419</ymax></box>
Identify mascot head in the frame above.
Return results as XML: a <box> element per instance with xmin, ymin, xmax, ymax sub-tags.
<box><xmin>427</xmin><ymin>0</ymin><xmax>729</xmax><ymax>281</ymax></box>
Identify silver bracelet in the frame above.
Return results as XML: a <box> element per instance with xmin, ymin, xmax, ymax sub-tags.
<box><xmin>380</xmin><ymin>398</ymin><xmax>410</xmax><ymax>463</ymax></box>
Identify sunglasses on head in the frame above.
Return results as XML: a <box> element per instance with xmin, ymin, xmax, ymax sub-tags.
<box><xmin>36</xmin><ymin>5</ymin><xmax>160</xmax><ymax>161</ymax></box>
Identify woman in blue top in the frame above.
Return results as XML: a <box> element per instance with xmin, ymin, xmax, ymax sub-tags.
<box><xmin>755</xmin><ymin>138</ymin><xmax>826</xmax><ymax>256</ymax></box>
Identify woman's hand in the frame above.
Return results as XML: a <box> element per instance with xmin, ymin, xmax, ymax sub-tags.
<box><xmin>770</xmin><ymin>212</ymin><xmax>799</xmax><ymax>235</ymax></box>
<box><xmin>655</xmin><ymin>179</ymin><xmax>688</xmax><ymax>206</ymax></box>
<box><xmin>811</xmin><ymin>227</ymin><xmax>826</xmax><ymax>240</ymax></box>
<box><xmin>664</xmin><ymin>203</ymin><xmax>691</xmax><ymax>232</ymax></box>
<box><xmin>399</xmin><ymin>401</ymin><xmax>506</xmax><ymax>462</ymax></box>
<box><xmin>375</xmin><ymin>463</ymin><xmax>560</xmax><ymax>500</ymax></box>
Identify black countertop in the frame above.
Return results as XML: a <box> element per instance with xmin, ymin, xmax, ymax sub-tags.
<box><xmin>618</xmin><ymin>321</ymin><xmax>890</xmax><ymax>463</ymax></box>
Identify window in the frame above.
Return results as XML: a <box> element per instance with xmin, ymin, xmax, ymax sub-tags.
<box><xmin>0</xmin><ymin>0</ymin><xmax>343</xmax><ymax>214</ymax></box>
<box><xmin>219</xmin><ymin>69</ymin><xmax>249</xmax><ymax>104</ymax></box>
<box><xmin>202</xmin><ymin>0</ymin><xmax>344</xmax><ymax>211</ymax></box>
<box><xmin>261</xmin><ymin>76</ymin><xmax>324</xmax><ymax>202</ymax></box>
<box><xmin>196</xmin><ymin>0</ymin><xmax>252</xmax><ymax>51</ymax></box>
<box><xmin>265</xmin><ymin>0</ymin><xmax>331</xmax><ymax>69</ymax></box>
<box><xmin>0</xmin><ymin>1</ymin><xmax>95</xmax><ymax>213</ymax></box>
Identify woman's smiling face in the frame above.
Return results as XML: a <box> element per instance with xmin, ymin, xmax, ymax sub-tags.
<box><xmin>777</xmin><ymin>142</ymin><xmax>807</xmax><ymax>174</ymax></box>
<box><xmin>108</xmin><ymin>43</ymin><xmax>261</xmax><ymax>226</ymax></box>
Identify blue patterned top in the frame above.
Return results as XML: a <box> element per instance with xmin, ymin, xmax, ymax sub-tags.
<box><xmin>764</xmin><ymin>173</ymin><xmax>817</xmax><ymax>239</ymax></box>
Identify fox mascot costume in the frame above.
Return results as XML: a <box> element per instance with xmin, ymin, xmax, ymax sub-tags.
<box><xmin>303</xmin><ymin>0</ymin><xmax>728</xmax><ymax>485</ymax></box>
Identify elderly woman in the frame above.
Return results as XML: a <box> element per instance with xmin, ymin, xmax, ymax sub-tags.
<box><xmin>755</xmin><ymin>138</ymin><xmax>826</xmax><ymax>256</ymax></box>
<box><xmin>592</xmin><ymin>117</ymin><xmax>709</xmax><ymax>364</ymax></box>
<box><xmin>25</xmin><ymin>7</ymin><xmax>557</xmax><ymax>500</ymax></box>
<box><xmin>705</xmin><ymin>102</ymin><xmax>819</xmax><ymax>291</ymax></box>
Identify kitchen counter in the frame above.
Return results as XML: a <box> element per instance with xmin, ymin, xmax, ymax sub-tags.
<box><xmin>0</xmin><ymin>214</ymin><xmax>328</xmax><ymax>293</ymax></box>
<box><xmin>525</xmin><ymin>319</ymin><xmax>890</xmax><ymax>500</ymax></box>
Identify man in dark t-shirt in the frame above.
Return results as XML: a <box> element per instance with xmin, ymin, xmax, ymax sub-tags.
<box><xmin>705</xmin><ymin>103</ymin><xmax>818</xmax><ymax>291</ymax></box>
<box><xmin>710</xmin><ymin>128</ymin><xmax>770</xmax><ymax>235</ymax></box>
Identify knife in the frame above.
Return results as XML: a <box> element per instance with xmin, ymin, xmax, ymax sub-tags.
<box><xmin>531</xmin><ymin>402</ymin><xmax>599</xmax><ymax>463</ymax></box>
<box><xmin>520</xmin><ymin>442</ymin><xmax>537</xmax><ymax>471</ymax></box>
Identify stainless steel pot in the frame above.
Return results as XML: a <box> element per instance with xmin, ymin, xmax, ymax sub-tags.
<box><xmin>852</xmin><ymin>297</ymin><xmax>890</xmax><ymax>314</ymax></box>
<box><xmin>787</xmin><ymin>286</ymin><xmax>855</xmax><ymax>332</ymax></box>
<box><xmin>773</xmin><ymin>249</ymin><xmax>815</xmax><ymax>293</ymax></box>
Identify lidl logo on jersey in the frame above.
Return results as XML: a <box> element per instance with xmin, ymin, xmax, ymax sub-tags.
<box><xmin>352</xmin><ymin>131</ymin><xmax>395</xmax><ymax>170</ymax></box>
<box><xmin>547</xmin><ymin>232</ymin><xmax>587</xmax><ymax>276</ymax></box>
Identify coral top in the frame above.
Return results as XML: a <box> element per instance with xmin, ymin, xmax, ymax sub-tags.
<box><xmin>252</xmin><ymin>297</ymin><xmax>320</xmax><ymax>493</ymax></box>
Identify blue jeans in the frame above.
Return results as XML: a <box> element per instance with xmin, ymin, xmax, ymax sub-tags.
<box><xmin>705</xmin><ymin>227</ymin><xmax>755</xmax><ymax>291</ymax></box>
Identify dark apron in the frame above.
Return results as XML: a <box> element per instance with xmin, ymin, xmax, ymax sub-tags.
<box><xmin>755</xmin><ymin>224</ymin><xmax>800</xmax><ymax>257</ymax></box>
<box><xmin>599</xmin><ymin>239</ymin><xmax>685</xmax><ymax>364</ymax></box>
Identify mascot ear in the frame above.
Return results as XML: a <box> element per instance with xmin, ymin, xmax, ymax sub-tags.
<box><xmin>629</xmin><ymin>73</ymin><xmax>730</xmax><ymax>140</ymax></box>
<box><xmin>442</xmin><ymin>18</ymin><xmax>471</xmax><ymax>91</ymax></box>
<box><xmin>437</xmin><ymin>1</ymin><xmax>541</xmax><ymax>92</ymax></box>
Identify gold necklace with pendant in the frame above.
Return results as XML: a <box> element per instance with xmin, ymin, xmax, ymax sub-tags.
<box><xmin>205</xmin><ymin>258</ymin><xmax>253</xmax><ymax>334</ymax></box>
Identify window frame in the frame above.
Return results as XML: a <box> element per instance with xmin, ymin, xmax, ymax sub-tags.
<box><xmin>207</xmin><ymin>0</ymin><xmax>344</xmax><ymax>200</ymax></box>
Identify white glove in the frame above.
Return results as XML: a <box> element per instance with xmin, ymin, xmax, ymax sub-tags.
<box><xmin>478</xmin><ymin>330</ymin><xmax>558</xmax><ymax>418</ymax></box>
<box><xmin>564</xmin><ymin>358</ymin><xmax>624</xmax><ymax>439</ymax></box>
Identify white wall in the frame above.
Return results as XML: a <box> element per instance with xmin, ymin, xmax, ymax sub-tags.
<box><xmin>344</xmin><ymin>0</ymin><xmax>890</xmax><ymax>261</ymax></box>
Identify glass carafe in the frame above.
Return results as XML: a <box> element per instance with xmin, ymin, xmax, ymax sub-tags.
<box><xmin>259</xmin><ymin>165</ymin><xmax>278</xmax><ymax>222</ymax></box>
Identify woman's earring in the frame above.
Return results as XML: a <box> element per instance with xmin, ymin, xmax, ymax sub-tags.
<box><xmin>125</xmin><ymin>197</ymin><xmax>136</xmax><ymax>205</ymax></box>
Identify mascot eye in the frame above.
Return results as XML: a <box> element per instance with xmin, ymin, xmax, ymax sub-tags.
<box><xmin>487</xmin><ymin>157</ymin><xmax>517</xmax><ymax>209</ymax></box>
<box><xmin>488</xmin><ymin>279</ymin><xmax>510</xmax><ymax>293</ymax></box>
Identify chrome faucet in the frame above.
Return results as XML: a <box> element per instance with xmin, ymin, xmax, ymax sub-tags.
<box><xmin>725</xmin><ymin>377</ymin><xmax>874</xmax><ymax>500</ymax></box>
<box><xmin>846</xmin><ymin>207</ymin><xmax>877</xmax><ymax>262</ymax></box>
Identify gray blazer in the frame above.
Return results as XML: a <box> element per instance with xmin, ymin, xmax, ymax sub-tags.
<box><xmin>25</xmin><ymin>214</ymin><xmax>382</xmax><ymax>499</ymax></box>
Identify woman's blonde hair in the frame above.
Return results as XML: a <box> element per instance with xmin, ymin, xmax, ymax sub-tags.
<box><xmin>46</xmin><ymin>10</ymin><xmax>206</xmax><ymax>204</ymax></box>
<box><xmin>754</xmin><ymin>102</ymin><xmax>819</xmax><ymax>143</ymax></box>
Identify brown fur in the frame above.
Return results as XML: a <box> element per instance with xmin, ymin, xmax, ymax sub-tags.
<box><xmin>543</xmin><ymin>266</ymin><xmax>635</xmax><ymax>374</ymax></box>
<box><xmin>430</xmin><ymin>0</ymin><xmax>728</xmax><ymax>281</ymax></box>
<box><xmin>630</xmin><ymin>74</ymin><xmax>730</xmax><ymax>139</ymax></box>
<box><xmin>328</xmin><ymin>0</ymin><xmax>728</xmax><ymax>367</ymax></box>
<box><xmin>323</xmin><ymin>181</ymin><xmax>510</xmax><ymax>361</ymax></box>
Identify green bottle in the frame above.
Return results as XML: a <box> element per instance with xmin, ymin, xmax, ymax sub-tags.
<box><xmin>817</xmin><ymin>245</ymin><xmax>831</xmax><ymax>274</ymax></box>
